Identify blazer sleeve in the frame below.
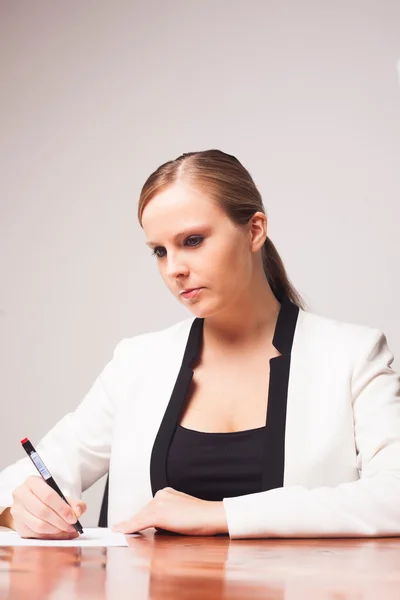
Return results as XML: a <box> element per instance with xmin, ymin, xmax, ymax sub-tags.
<box><xmin>0</xmin><ymin>338</ymin><xmax>132</xmax><ymax>508</ymax></box>
<box><xmin>222</xmin><ymin>328</ymin><xmax>400</xmax><ymax>539</ymax></box>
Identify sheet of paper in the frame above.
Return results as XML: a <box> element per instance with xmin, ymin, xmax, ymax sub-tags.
<box><xmin>0</xmin><ymin>526</ymin><xmax>135</xmax><ymax>547</ymax></box>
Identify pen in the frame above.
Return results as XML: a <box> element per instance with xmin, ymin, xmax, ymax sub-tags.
<box><xmin>20</xmin><ymin>437</ymin><xmax>84</xmax><ymax>535</ymax></box>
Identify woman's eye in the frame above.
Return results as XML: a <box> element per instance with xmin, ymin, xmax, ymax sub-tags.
<box><xmin>151</xmin><ymin>236</ymin><xmax>204</xmax><ymax>259</ymax></box>
<box><xmin>185</xmin><ymin>235</ymin><xmax>203</xmax><ymax>247</ymax></box>
<box><xmin>151</xmin><ymin>247</ymin><xmax>166</xmax><ymax>259</ymax></box>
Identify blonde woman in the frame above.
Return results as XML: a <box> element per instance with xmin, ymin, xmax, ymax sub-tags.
<box><xmin>1</xmin><ymin>149</ymin><xmax>399</xmax><ymax>540</ymax></box>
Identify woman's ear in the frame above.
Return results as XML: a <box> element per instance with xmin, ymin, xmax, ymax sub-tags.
<box><xmin>249</xmin><ymin>212</ymin><xmax>267</xmax><ymax>252</ymax></box>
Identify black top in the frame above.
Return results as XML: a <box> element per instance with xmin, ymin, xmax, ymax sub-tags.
<box><xmin>98</xmin><ymin>290</ymin><xmax>300</xmax><ymax>527</ymax></box>
<box><xmin>167</xmin><ymin>424</ymin><xmax>267</xmax><ymax>501</ymax></box>
<box><xmin>150</xmin><ymin>290</ymin><xmax>300</xmax><ymax>498</ymax></box>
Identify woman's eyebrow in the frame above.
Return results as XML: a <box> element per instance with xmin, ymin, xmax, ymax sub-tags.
<box><xmin>146</xmin><ymin>225</ymin><xmax>211</xmax><ymax>247</ymax></box>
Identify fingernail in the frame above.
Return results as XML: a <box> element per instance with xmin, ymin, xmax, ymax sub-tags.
<box><xmin>75</xmin><ymin>507</ymin><xmax>82</xmax><ymax>518</ymax></box>
<box><xmin>67</xmin><ymin>514</ymin><xmax>76</xmax><ymax>524</ymax></box>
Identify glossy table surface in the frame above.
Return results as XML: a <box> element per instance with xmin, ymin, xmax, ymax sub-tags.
<box><xmin>1</xmin><ymin>531</ymin><xmax>400</xmax><ymax>599</ymax></box>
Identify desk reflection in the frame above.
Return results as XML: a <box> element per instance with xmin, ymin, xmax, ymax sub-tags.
<box><xmin>1</xmin><ymin>531</ymin><xmax>400</xmax><ymax>599</ymax></box>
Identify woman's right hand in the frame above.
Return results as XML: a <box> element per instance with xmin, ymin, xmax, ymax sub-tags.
<box><xmin>5</xmin><ymin>475</ymin><xmax>87</xmax><ymax>539</ymax></box>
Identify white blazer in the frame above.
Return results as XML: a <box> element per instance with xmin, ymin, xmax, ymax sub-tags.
<box><xmin>1</xmin><ymin>295</ymin><xmax>400</xmax><ymax>539</ymax></box>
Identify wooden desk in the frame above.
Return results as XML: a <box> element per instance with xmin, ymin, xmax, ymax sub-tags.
<box><xmin>1</xmin><ymin>532</ymin><xmax>400</xmax><ymax>599</ymax></box>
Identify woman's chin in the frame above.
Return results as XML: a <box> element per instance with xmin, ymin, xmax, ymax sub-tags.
<box><xmin>183</xmin><ymin>302</ymin><xmax>221</xmax><ymax>319</ymax></box>
<box><xmin>184</xmin><ymin>306</ymin><xmax>209</xmax><ymax>318</ymax></box>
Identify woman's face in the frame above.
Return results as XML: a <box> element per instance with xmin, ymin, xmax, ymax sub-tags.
<box><xmin>142</xmin><ymin>182</ymin><xmax>259</xmax><ymax>318</ymax></box>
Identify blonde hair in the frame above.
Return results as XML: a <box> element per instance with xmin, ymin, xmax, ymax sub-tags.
<box><xmin>138</xmin><ymin>149</ymin><xmax>307</xmax><ymax>310</ymax></box>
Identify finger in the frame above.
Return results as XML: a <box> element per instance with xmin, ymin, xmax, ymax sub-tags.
<box><xmin>66</xmin><ymin>497</ymin><xmax>87</xmax><ymax>519</ymax></box>
<box><xmin>28</xmin><ymin>478</ymin><xmax>77</xmax><ymax>525</ymax></box>
<box><xmin>15</xmin><ymin>522</ymin><xmax>40</xmax><ymax>539</ymax></box>
<box><xmin>112</xmin><ymin>520</ymin><xmax>148</xmax><ymax>533</ymax></box>
<box><xmin>164</xmin><ymin>487</ymin><xmax>187</xmax><ymax>496</ymax></box>
<box><xmin>15</xmin><ymin>490</ymin><xmax>76</xmax><ymax>533</ymax></box>
<box><xmin>112</xmin><ymin>508</ymin><xmax>154</xmax><ymax>533</ymax></box>
<box><xmin>33</xmin><ymin>530</ymin><xmax>79</xmax><ymax>540</ymax></box>
<box><xmin>12</xmin><ymin>505</ymin><xmax>77</xmax><ymax>536</ymax></box>
<box><xmin>17</xmin><ymin>520</ymin><xmax>79</xmax><ymax>540</ymax></box>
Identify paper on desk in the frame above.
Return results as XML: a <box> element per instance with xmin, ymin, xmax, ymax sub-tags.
<box><xmin>0</xmin><ymin>526</ymin><xmax>135</xmax><ymax>547</ymax></box>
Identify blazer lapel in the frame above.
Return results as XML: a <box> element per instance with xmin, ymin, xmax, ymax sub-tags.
<box><xmin>261</xmin><ymin>294</ymin><xmax>299</xmax><ymax>490</ymax></box>
<box><xmin>150</xmin><ymin>317</ymin><xmax>204</xmax><ymax>495</ymax></box>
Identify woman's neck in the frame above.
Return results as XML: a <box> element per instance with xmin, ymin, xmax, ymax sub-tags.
<box><xmin>203</xmin><ymin>280</ymin><xmax>281</xmax><ymax>350</ymax></box>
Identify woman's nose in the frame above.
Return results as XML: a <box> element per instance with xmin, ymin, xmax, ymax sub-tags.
<box><xmin>166</xmin><ymin>255</ymin><xmax>190</xmax><ymax>279</ymax></box>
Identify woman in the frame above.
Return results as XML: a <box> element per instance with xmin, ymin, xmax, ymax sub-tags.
<box><xmin>1</xmin><ymin>149</ymin><xmax>400</xmax><ymax>540</ymax></box>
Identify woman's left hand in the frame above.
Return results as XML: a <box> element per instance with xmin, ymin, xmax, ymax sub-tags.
<box><xmin>111</xmin><ymin>487</ymin><xmax>229</xmax><ymax>536</ymax></box>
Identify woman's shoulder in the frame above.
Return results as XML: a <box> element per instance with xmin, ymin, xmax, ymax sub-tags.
<box><xmin>299</xmin><ymin>304</ymin><xmax>387</xmax><ymax>356</ymax></box>
<box><xmin>110</xmin><ymin>316</ymin><xmax>196</xmax><ymax>361</ymax></box>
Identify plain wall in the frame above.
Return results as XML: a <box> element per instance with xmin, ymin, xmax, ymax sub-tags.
<box><xmin>1</xmin><ymin>0</ymin><xmax>399</xmax><ymax>526</ymax></box>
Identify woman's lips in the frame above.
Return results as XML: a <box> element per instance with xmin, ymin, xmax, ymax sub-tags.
<box><xmin>181</xmin><ymin>287</ymin><xmax>204</xmax><ymax>299</ymax></box>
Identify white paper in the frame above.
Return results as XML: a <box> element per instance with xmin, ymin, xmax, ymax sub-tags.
<box><xmin>0</xmin><ymin>526</ymin><xmax>135</xmax><ymax>547</ymax></box>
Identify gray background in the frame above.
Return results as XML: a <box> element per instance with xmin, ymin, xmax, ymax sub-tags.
<box><xmin>1</xmin><ymin>0</ymin><xmax>399</xmax><ymax>526</ymax></box>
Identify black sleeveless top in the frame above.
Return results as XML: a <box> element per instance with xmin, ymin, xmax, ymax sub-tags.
<box><xmin>149</xmin><ymin>292</ymin><xmax>299</xmax><ymax>500</ymax></box>
<box><xmin>167</xmin><ymin>424</ymin><xmax>267</xmax><ymax>501</ymax></box>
